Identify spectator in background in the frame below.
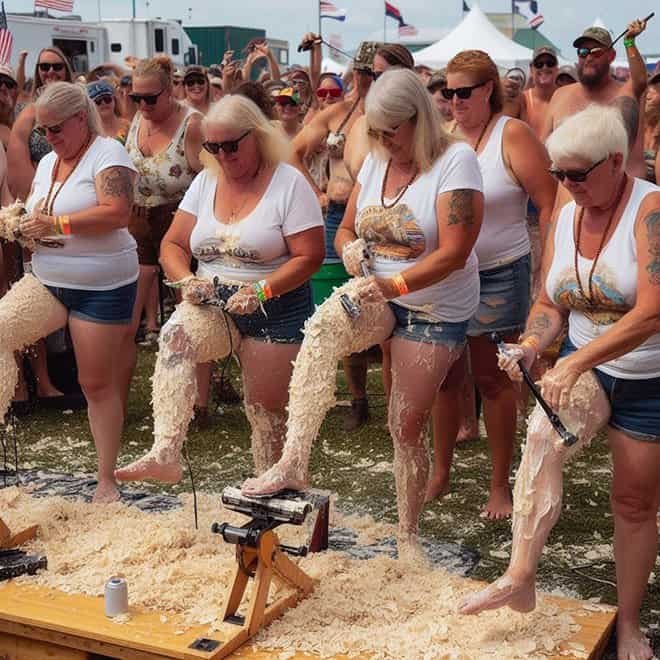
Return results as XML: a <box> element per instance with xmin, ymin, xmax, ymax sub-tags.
<box><xmin>521</xmin><ymin>46</ymin><xmax>558</xmax><ymax>139</ymax></box>
<box><xmin>555</xmin><ymin>65</ymin><xmax>578</xmax><ymax>88</ymax></box>
<box><xmin>172</xmin><ymin>68</ymin><xmax>185</xmax><ymax>100</ymax></box>
<box><xmin>243</xmin><ymin>40</ymin><xmax>282</xmax><ymax>85</ymax></box>
<box><xmin>274</xmin><ymin>87</ymin><xmax>303</xmax><ymax>138</ymax></box>
<box><xmin>414</xmin><ymin>64</ymin><xmax>433</xmax><ymax>85</ymax></box>
<box><xmin>501</xmin><ymin>67</ymin><xmax>526</xmax><ymax>118</ymax></box>
<box><xmin>87</xmin><ymin>80</ymin><xmax>130</xmax><ymax>145</ymax></box>
<box><xmin>644</xmin><ymin>68</ymin><xmax>660</xmax><ymax>184</ymax></box>
<box><xmin>234</xmin><ymin>81</ymin><xmax>276</xmax><ymax>120</ymax></box>
<box><xmin>316</xmin><ymin>73</ymin><xmax>344</xmax><ymax>110</ymax></box>
<box><xmin>426</xmin><ymin>70</ymin><xmax>453</xmax><ymax>123</ymax></box>
<box><xmin>0</xmin><ymin>64</ymin><xmax>18</xmax><ymax>148</ymax></box>
<box><xmin>210</xmin><ymin>76</ymin><xmax>224</xmax><ymax>102</ymax></box>
<box><xmin>117</xmin><ymin>74</ymin><xmax>137</xmax><ymax>121</ymax></box>
<box><xmin>183</xmin><ymin>65</ymin><xmax>211</xmax><ymax>115</ymax></box>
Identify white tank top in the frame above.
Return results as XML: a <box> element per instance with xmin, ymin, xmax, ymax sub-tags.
<box><xmin>475</xmin><ymin>115</ymin><xmax>530</xmax><ymax>270</ymax></box>
<box><xmin>546</xmin><ymin>177</ymin><xmax>660</xmax><ymax>379</ymax></box>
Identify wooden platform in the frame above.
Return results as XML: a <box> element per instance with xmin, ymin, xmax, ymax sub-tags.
<box><xmin>0</xmin><ymin>582</ymin><xmax>616</xmax><ymax>660</ymax></box>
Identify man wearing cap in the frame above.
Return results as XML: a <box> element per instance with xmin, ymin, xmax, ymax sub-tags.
<box><xmin>555</xmin><ymin>65</ymin><xmax>577</xmax><ymax>88</ymax></box>
<box><xmin>0</xmin><ymin>64</ymin><xmax>17</xmax><ymax>148</ymax></box>
<box><xmin>521</xmin><ymin>46</ymin><xmax>558</xmax><ymax>139</ymax></box>
<box><xmin>540</xmin><ymin>18</ymin><xmax>650</xmax><ymax>180</ymax></box>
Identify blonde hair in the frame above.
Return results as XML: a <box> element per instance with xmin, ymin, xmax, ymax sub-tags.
<box><xmin>200</xmin><ymin>94</ymin><xmax>291</xmax><ymax>171</ymax></box>
<box><xmin>35</xmin><ymin>81</ymin><xmax>103</xmax><ymax>136</ymax></box>
<box><xmin>365</xmin><ymin>68</ymin><xmax>454</xmax><ymax>172</ymax></box>
<box><xmin>33</xmin><ymin>47</ymin><xmax>74</xmax><ymax>99</ymax></box>
<box><xmin>134</xmin><ymin>55</ymin><xmax>173</xmax><ymax>90</ymax></box>
<box><xmin>546</xmin><ymin>104</ymin><xmax>629</xmax><ymax>169</ymax></box>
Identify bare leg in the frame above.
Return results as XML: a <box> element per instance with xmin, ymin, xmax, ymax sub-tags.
<box><xmin>609</xmin><ymin>428</ymin><xmax>659</xmax><ymax>660</ymax></box>
<box><xmin>459</xmin><ymin>367</ymin><xmax>611</xmax><ymax>615</ymax></box>
<box><xmin>195</xmin><ymin>362</ymin><xmax>213</xmax><ymax>410</ymax></box>
<box><xmin>239</xmin><ymin>339</ymin><xmax>300</xmax><ymax>475</ymax></box>
<box><xmin>342</xmin><ymin>351</ymin><xmax>369</xmax><ymax>431</ymax></box>
<box><xmin>456</xmin><ymin>349</ymin><xmax>479</xmax><ymax>442</ymax></box>
<box><xmin>144</xmin><ymin>275</ymin><xmax>160</xmax><ymax>332</ymax></box>
<box><xmin>115</xmin><ymin>302</ymin><xmax>240</xmax><ymax>483</ymax></box>
<box><xmin>242</xmin><ymin>281</ymin><xmax>396</xmax><ymax>496</ymax></box>
<box><xmin>0</xmin><ymin>275</ymin><xmax>67</xmax><ymax>422</ymax></box>
<box><xmin>29</xmin><ymin>339</ymin><xmax>64</xmax><ymax>397</ymax></box>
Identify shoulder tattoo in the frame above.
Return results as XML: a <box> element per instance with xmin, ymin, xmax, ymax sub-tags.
<box><xmin>100</xmin><ymin>167</ymin><xmax>134</xmax><ymax>200</ymax></box>
<box><xmin>612</xmin><ymin>96</ymin><xmax>639</xmax><ymax>146</ymax></box>
<box><xmin>447</xmin><ymin>189</ymin><xmax>475</xmax><ymax>226</ymax></box>
<box><xmin>645</xmin><ymin>210</ymin><xmax>660</xmax><ymax>286</ymax></box>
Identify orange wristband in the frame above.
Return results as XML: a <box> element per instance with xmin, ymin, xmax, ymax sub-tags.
<box><xmin>391</xmin><ymin>273</ymin><xmax>409</xmax><ymax>296</ymax></box>
<box><xmin>59</xmin><ymin>215</ymin><xmax>72</xmax><ymax>235</ymax></box>
<box><xmin>520</xmin><ymin>336</ymin><xmax>540</xmax><ymax>354</ymax></box>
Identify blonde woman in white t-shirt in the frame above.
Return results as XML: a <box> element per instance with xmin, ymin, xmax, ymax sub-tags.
<box><xmin>460</xmin><ymin>105</ymin><xmax>660</xmax><ymax>660</ymax></box>
<box><xmin>1</xmin><ymin>82</ymin><xmax>138</xmax><ymax>503</ymax></box>
<box><xmin>242</xmin><ymin>69</ymin><xmax>485</xmax><ymax>547</ymax></box>
<box><xmin>114</xmin><ymin>95</ymin><xmax>324</xmax><ymax>485</ymax></box>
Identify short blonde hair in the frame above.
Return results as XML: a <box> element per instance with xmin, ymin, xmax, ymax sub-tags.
<box><xmin>546</xmin><ymin>104</ymin><xmax>629</xmax><ymax>168</ymax></box>
<box><xmin>35</xmin><ymin>81</ymin><xmax>103</xmax><ymax>136</ymax></box>
<box><xmin>200</xmin><ymin>94</ymin><xmax>291</xmax><ymax>171</ymax></box>
<box><xmin>364</xmin><ymin>68</ymin><xmax>454</xmax><ymax>172</ymax></box>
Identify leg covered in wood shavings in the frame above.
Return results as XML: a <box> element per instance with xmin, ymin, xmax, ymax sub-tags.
<box><xmin>242</xmin><ymin>280</ymin><xmax>395</xmax><ymax>496</ymax></box>
<box><xmin>115</xmin><ymin>302</ymin><xmax>240</xmax><ymax>484</ymax></box>
<box><xmin>459</xmin><ymin>367</ymin><xmax>611</xmax><ymax>615</ymax></box>
<box><xmin>0</xmin><ymin>274</ymin><xmax>67</xmax><ymax>423</ymax></box>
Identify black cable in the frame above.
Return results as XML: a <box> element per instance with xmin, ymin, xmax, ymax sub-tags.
<box><xmin>183</xmin><ymin>440</ymin><xmax>198</xmax><ymax>530</ymax></box>
<box><xmin>1</xmin><ymin>419</ymin><xmax>7</xmax><ymax>486</ymax></box>
<box><xmin>10</xmin><ymin>411</ymin><xmax>19</xmax><ymax>485</ymax></box>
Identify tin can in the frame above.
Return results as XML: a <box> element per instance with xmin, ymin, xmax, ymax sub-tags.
<box><xmin>104</xmin><ymin>576</ymin><xmax>129</xmax><ymax>617</ymax></box>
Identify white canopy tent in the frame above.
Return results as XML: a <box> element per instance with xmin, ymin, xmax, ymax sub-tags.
<box><xmin>413</xmin><ymin>4</ymin><xmax>534</xmax><ymax>69</ymax></box>
<box><xmin>321</xmin><ymin>57</ymin><xmax>347</xmax><ymax>75</ymax></box>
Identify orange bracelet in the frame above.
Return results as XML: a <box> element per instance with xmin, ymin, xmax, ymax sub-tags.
<box><xmin>391</xmin><ymin>273</ymin><xmax>409</xmax><ymax>296</ymax></box>
<box><xmin>520</xmin><ymin>335</ymin><xmax>540</xmax><ymax>354</ymax></box>
<box><xmin>59</xmin><ymin>215</ymin><xmax>72</xmax><ymax>235</ymax></box>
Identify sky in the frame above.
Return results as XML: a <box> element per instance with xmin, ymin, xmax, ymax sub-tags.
<box><xmin>8</xmin><ymin>0</ymin><xmax>660</xmax><ymax>64</ymax></box>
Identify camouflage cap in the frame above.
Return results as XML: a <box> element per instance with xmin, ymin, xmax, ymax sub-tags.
<box><xmin>353</xmin><ymin>41</ymin><xmax>380</xmax><ymax>72</ymax></box>
<box><xmin>532</xmin><ymin>46</ymin><xmax>558</xmax><ymax>62</ymax></box>
<box><xmin>426</xmin><ymin>69</ymin><xmax>447</xmax><ymax>90</ymax></box>
<box><xmin>573</xmin><ymin>27</ymin><xmax>612</xmax><ymax>49</ymax></box>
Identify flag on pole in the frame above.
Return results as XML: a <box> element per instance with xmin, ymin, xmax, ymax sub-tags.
<box><xmin>514</xmin><ymin>0</ymin><xmax>544</xmax><ymax>29</ymax></box>
<box><xmin>398</xmin><ymin>23</ymin><xmax>418</xmax><ymax>37</ymax></box>
<box><xmin>35</xmin><ymin>0</ymin><xmax>75</xmax><ymax>12</ymax></box>
<box><xmin>385</xmin><ymin>1</ymin><xmax>404</xmax><ymax>25</ymax></box>
<box><xmin>462</xmin><ymin>1</ymin><xmax>470</xmax><ymax>12</ymax></box>
<box><xmin>320</xmin><ymin>0</ymin><xmax>347</xmax><ymax>22</ymax></box>
<box><xmin>0</xmin><ymin>3</ymin><xmax>13</xmax><ymax>65</ymax></box>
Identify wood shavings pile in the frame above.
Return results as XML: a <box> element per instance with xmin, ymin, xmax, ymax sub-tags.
<box><xmin>2</xmin><ymin>488</ymin><xmax>580</xmax><ymax>658</ymax></box>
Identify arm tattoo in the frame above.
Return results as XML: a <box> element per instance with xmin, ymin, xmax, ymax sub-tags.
<box><xmin>523</xmin><ymin>313</ymin><xmax>551</xmax><ymax>340</ymax></box>
<box><xmin>612</xmin><ymin>96</ymin><xmax>639</xmax><ymax>146</ymax></box>
<box><xmin>645</xmin><ymin>211</ymin><xmax>660</xmax><ymax>286</ymax></box>
<box><xmin>100</xmin><ymin>167</ymin><xmax>134</xmax><ymax>201</ymax></box>
<box><xmin>447</xmin><ymin>189</ymin><xmax>475</xmax><ymax>226</ymax></box>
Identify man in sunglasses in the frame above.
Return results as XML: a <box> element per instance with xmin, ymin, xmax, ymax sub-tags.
<box><xmin>540</xmin><ymin>19</ymin><xmax>650</xmax><ymax>181</ymax></box>
<box><xmin>520</xmin><ymin>46</ymin><xmax>558</xmax><ymax>139</ymax></box>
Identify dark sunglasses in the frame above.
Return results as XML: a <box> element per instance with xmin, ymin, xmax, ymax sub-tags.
<box><xmin>38</xmin><ymin>62</ymin><xmax>65</xmax><ymax>73</ymax></box>
<box><xmin>316</xmin><ymin>87</ymin><xmax>342</xmax><ymax>99</ymax></box>
<box><xmin>275</xmin><ymin>98</ymin><xmax>297</xmax><ymax>107</ymax></box>
<box><xmin>548</xmin><ymin>157</ymin><xmax>606</xmax><ymax>183</ymax></box>
<box><xmin>36</xmin><ymin>120</ymin><xmax>65</xmax><ymax>135</ymax></box>
<box><xmin>0</xmin><ymin>76</ymin><xmax>16</xmax><ymax>90</ymax></box>
<box><xmin>94</xmin><ymin>95</ymin><xmax>113</xmax><ymax>106</ymax></box>
<box><xmin>172</xmin><ymin>79</ymin><xmax>182</xmax><ymax>86</ymax></box>
<box><xmin>128</xmin><ymin>89</ymin><xmax>165</xmax><ymax>105</ymax></box>
<box><xmin>185</xmin><ymin>75</ymin><xmax>207</xmax><ymax>87</ymax></box>
<box><xmin>577</xmin><ymin>46</ymin><xmax>608</xmax><ymax>59</ymax></box>
<box><xmin>367</xmin><ymin>123</ymin><xmax>402</xmax><ymax>140</ymax></box>
<box><xmin>202</xmin><ymin>130</ymin><xmax>250</xmax><ymax>154</ymax></box>
<box><xmin>533</xmin><ymin>59</ymin><xmax>557</xmax><ymax>69</ymax></box>
<box><xmin>441</xmin><ymin>80</ymin><xmax>487</xmax><ymax>100</ymax></box>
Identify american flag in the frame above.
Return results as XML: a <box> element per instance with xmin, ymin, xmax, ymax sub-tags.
<box><xmin>34</xmin><ymin>0</ymin><xmax>74</xmax><ymax>12</ymax></box>
<box><xmin>0</xmin><ymin>3</ymin><xmax>13</xmax><ymax>65</ymax></box>
<box><xmin>514</xmin><ymin>0</ymin><xmax>544</xmax><ymax>29</ymax></box>
<box><xmin>398</xmin><ymin>23</ymin><xmax>418</xmax><ymax>37</ymax></box>
<box><xmin>320</xmin><ymin>0</ymin><xmax>347</xmax><ymax>21</ymax></box>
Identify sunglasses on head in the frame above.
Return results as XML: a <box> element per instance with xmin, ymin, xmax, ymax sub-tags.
<box><xmin>202</xmin><ymin>130</ymin><xmax>250</xmax><ymax>154</ymax></box>
<box><xmin>94</xmin><ymin>95</ymin><xmax>113</xmax><ymax>106</ymax></box>
<box><xmin>548</xmin><ymin>157</ymin><xmax>606</xmax><ymax>183</ymax></box>
<box><xmin>533</xmin><ymin>58</ymin><xmax>557</xmax><ymax>69</ymax></box>
<box><xmin>316</xmin><ymin>87</ymin><xmax>342</xmax><ymax>99</ymax></box>
<box><xmin>577</xmin><ymin>46</ymin><xmax>608</xmax><ymax>59</ymax></box>
<box><xmin>185</xmin><ymin>75</ymin><xmax>207</xmax><ymax>87</ymax></box>
<box><xmin>128</xmin><ymin>88</ymin><xmax>165</xmax><ymax>105</ymax></box>
<box><xmin>38</xmin><ymin>62</ymin><xmax>65</xmax><ymax>73</ymax></box>
<box><xmin>441</xmin><ymin>80</ymin><xmax>487</xmax><ymax>100</ymax></box>
<box><xmin>0</xmin><ymin>76</ymin><xmax>16</xmax><ymax>90</ymax></box>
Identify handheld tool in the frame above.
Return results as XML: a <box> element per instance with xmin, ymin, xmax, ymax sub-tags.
<box><xmin>339</xmin><ymin>248</ymin><xmax>371</xmax><ymax>321</ymax></box>
<box><xmin>490</xmin><ymin>333</ymin><xmax>578</xmax><ymax>447</ymax></box>
<box><xmin>609</xmin><ymin>13</ymin><xmax>654</xmax><ymax>49</ymax></box>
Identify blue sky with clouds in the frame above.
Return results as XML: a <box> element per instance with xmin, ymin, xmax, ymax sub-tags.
<box><xmin>8</xmin><ymin>0</ymin><xmax>660</xmax><ymax>64</ymax></box>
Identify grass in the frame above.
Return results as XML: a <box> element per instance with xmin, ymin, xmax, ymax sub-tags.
<box><xmin>5</xmin><ymin>345</ymin><xmax>659</xmax><ymax>652</ymax></box>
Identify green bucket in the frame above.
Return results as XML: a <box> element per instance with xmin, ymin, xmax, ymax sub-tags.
<box><xmin>311</xmin><ymin>262</ymin><xmax>350</xmax><ymax>306</ymax></box>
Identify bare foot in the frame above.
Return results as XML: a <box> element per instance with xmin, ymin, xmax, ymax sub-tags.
<box><xmin>36</xmin><ymin>384</ymin><xmax>65</xmax><ymax>398</ymax></box>
<box><xmin>424</xmin><ymin>471</ymin><xmax>450</xmax><ymax>503</ymax></box>
<box><xmin>114</xmin><ymin>452</ymin><xmax>182</xmax><ymax>484</ymax></box>
<box><xmin>480</xmin><ymin>485</ymin><xmax>513</xmax><ymax>520</ymax></box>
<box><xmin>459</xmin><ymin>574</ymin><xmax>536</xmax><ymax>615</ymax></box>
<box><xmin>92</xmin><ymin>480</ymin><xmax>120</xmax><ymax>504</ymax></box>
<box><xmin>396</xmin><ymin>533</ymin><xmax>429</xmax><ymax>566</ymax></box>
<box><xmin>241</xmin><ymin>463</ymin><xmax>307</xmax><ymax>497</ymax></box>
<box><xmin>617</xmin><ymin>621</ymin><xmax>653</xmax><ymax>660</ymax></box>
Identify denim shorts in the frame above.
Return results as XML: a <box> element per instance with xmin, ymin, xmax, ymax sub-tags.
<box><xmin>389</xmin><ymin>302</ymin><xmax>468</xmax><ymax>349</ymax></box>
<box><xmin>560</xmin><ymin>338</ymin><xmax>660</xmax><ymax>442</ymax></box>
<box><xmin>45</xmin><ymin>281</ymin><xmax>137</xmax><ymax>325</ymax></box>
<box><xmin>468</xmin><ymin>253</ymin><xmax>531</xmax><ymax>337</ymax></box>
<box><xmin>216</xmin><ymin>281</ymin><xmax>313</xmax><ymax>344</ymax></box>
<box><xmin>323</xmin><ymin>201</ymin><xmax>346</xmax><ymax>263</ymax></box>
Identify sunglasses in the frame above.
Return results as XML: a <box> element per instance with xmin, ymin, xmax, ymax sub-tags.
<box><xmin>548</xmin><ymin>157</ymin><xmax>606</xmax><ymax>183</ymax></box>
<box><xmin>276</xmin><ymin>98</ymin><xmax>297</xmax><ymax>107</ymax></box>
<box><xmin>94</xmin><ymin>95</ymin><xmax>113</xmax><ymax>106</ymax></box>
<box><xmin>316</xmin><ymin>87</ymin><xmax>342</xmax><ymax>99</ymax></box>
<box><xmin>185</xmin><ymin>76</ymin><xmax>207</xmax><ymax>87</ymax></box>
<box><xmin>0</xmin><ymin>76</ymin><xmax>16</xmax><ymax>90</ymax></box>
<box><xmin>36</xmin><ymin>119</ymin><xmax>69</xmax><ymax>135</ymax></box>
<box><xmin>533</xmin><ymin>59</ymin><xmax>557</xmax><ymax>69</ymax></box>
<box><xmin>367</xmin><ymin>123</ymin><xmax>402</xmax><ymax>140</ymax></box>
<box><xmin>38</xmin><ymin>62</ymin><xmax>65</xmax><ymax>73</ymax></box>
<box><xmin>202</xmin><ymin>130</ymin><xmax>250</xmax><ymax>154</ymax></box>
<box><xmin>172</xmin><ymin>79</ymin><xmax>182</xmax><ymax>86</ymax></box>
<box><xmin>577</xmin><ymin>46</ymin><xmax>607</xmax><ymax>59</ymax></box>
<box><xmin>128</xmin><ymin>88</ymin><xmax>165</xmax><ymax>105</ymax></box>
<box><xmin>441</xmin><ymin>80</ymin><xmax>487</xmax><ymax>100</ymax></box>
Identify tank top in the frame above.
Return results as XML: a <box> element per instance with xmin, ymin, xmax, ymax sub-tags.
<box><xmin>475</xmin><ymin>115</ymin><xmax>530</xmax><ymax>271</ymax></box>
<box><xmin>126</xmin><ymin>105</ymin><xmax>198</xmax><ymax>207</ymax></box>
<box><xmin>546</xmin><ymin>177</ymin><xmax>660</xmax><ymax>379</ymax></box>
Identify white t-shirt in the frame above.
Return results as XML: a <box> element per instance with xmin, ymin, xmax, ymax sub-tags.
<box><xmin>182</xmin><ymin>163</ymin><xmax>324</xmax><ymax>283</ymax></box>
<box><xmin>356</xmin><ymin>142</ymin><xmax>483</xmax><ymax>322</ymax></box>
<box><xmin>27</xmin><ymin>136</ymin><xmax>138</xmax><ymax>291</ymax></box>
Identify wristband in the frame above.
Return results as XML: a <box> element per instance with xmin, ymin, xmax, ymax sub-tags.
<box><xmin>520</xmin><ymin>335</ymin><xmax>541</xmax><ymax>355</ymax></box>
<box><xmin>59</xmin><ymin>215</ymin><xmax>72</xmax><ymax>235</ymax></box>
<box><xmin>391</xmin><ymin>272</ymin><xmax>409</xmax><ymax>296</ymax></box>
<box><xmin>253</xmin><ymin>279</ymin><xmax>273</xmax><ymax>302</ymax></box>
<box><xmin>53</xmin><ymin>216</ymin><xmax>61</xmax><ymax>235</ymax></box>
<box><xmin>623</xmin><ymin>37</ymin><xmax>635</xmax><ymax>48</ymax></box>
<box><xmin>163</xmin><ymin>274</ymin><xmax>195</xmax><ymax>289</ymax></box>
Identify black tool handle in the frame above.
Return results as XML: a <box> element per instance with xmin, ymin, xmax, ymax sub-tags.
<box><xmin>610</xmin><ymin>12</ymin><xmax>654</xmax><ymax>48</ymax></box>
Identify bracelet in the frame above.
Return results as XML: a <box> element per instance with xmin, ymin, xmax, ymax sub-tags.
<box><xmin>623</xmin><ymin>37</ymin><xmax>635</xmax><ymax>48</ymax></box>
<box><xmin>391</xmin><ymin>272</ymin><xmax>409</xmax><ymax>296</ymax></box>
<box><xmin>253</xmin><ymin>279</ymin><xmax>273</xmax><ymax>302</ymax></box>
<box><xmin>59</xmin><ymin>215</ymin><xmax>72</xmax><ymax>235</ymax></box>
<box><xmin>53</xmin><ymin>216</ymin><xmax>61</xmax><ymax>235</ymax></box>
<box><xmin>520</xmin><ymin>335</ymin><xmax>541</xmax><ymax>355</ymax></box>
<box><xmin>163</xmin><ymin>274</ymin><xmax>195</xmax><ymax>289</ymax></box>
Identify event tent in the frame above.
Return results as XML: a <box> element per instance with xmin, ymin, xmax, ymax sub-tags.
<box><xmin>414</xmin><ymin>4</ymin><xmax>534</xmax><ymax>69</ymax></box>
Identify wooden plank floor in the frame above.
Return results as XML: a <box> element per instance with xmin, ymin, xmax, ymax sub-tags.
<box><xmin>0</xmin><ymin>582</ymin><xmax>616</xmax><ymax>659</ymax></box>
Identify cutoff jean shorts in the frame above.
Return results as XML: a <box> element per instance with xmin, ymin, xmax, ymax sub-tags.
<box><xmin>389</xmin><ymin>302</ymin><xmax>468</xmax><ymax>350</ymax></box>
